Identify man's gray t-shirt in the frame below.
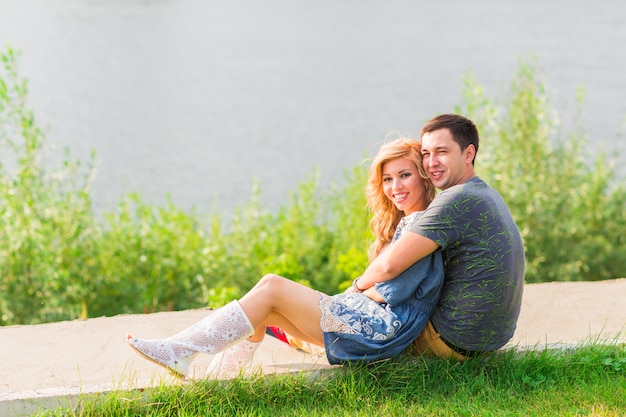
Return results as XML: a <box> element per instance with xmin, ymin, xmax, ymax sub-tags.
<box><xmin>409</xmin><ymin>176</ymin><xmax>525</xmax><ymax>351</ymax></box>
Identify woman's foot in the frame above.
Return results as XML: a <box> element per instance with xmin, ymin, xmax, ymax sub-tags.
<box><xmin>205</xmin><ymin>339</ymin><xmax>262</xmax><ymax>378</ymax></box>
<box><xmin>126</xmin><ymin>300</ymin><xmax>255</xmax><ymax>379</ymax></box>
<box><xmin>126</xmin><ymin>334</ymin><xmax>197</xmax><ymax>379</ymax></box>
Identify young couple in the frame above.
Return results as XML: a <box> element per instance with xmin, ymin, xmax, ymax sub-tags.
<box><xmin>127</xmin><ymin>114</ymin><xmax>526</xmax><ymax>378</ymax></box>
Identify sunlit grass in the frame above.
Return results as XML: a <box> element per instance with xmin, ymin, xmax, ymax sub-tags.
<box><xmin>36</xmin><ymin>342</ymin><xmax>626</xmax><ymax>417</ymax></box>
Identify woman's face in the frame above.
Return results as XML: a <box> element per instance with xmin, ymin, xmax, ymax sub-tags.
<box><xmin>381</xmin><ymin>157</ymin><xmax>427</xmax><ymax>215</ymax></box>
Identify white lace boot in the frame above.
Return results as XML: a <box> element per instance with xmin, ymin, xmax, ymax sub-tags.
<box><xmin>127</xmin><ymin>300</ymin><xmax>254</xmax><ymax>379</ymax></box>
<box><xmin>204</xmin><ymin>339</ymin><xmax>262</xmax><ymax>378</ymax></box>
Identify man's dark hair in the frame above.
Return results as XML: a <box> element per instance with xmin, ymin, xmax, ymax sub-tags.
<box><xmin>420</xmin><ymin>114</ymin><xmax>479</xmax><ymax>164</ymax></box>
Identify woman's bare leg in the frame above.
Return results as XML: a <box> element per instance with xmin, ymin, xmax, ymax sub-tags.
<box><xmin>127</xmin><ymin>273</ymin><xmax>326</xmax><ymax>378</ymax></box>
<box><xmin>239</xmin><ymin>274</ymin><xmax>325</xmax><ymax>346</ymax></box>
<box><xmin>205</xmin><ymin>274</ymin><xmax>326</xmax><ymax>377</ymax></box>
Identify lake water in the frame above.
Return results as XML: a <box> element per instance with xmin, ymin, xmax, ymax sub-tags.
<box><xmin>1</xmin><ymin>0</ymin><xmax>625</xmax><ymax>216</ymax></box>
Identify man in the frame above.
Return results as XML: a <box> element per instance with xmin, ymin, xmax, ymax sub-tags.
<box><xmin>357</xmin><ymin>114</ymin><xmax>525</xmax><ymax>359</ymax></box>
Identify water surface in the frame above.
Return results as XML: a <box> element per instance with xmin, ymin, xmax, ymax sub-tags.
<box><xmin>0</xmin><ymin>0</ymin><xmax>624</xmax><ymax>214</ymax></box>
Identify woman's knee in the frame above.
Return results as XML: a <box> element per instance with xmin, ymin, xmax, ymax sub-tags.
<box><xmin>256</xmin><ymin>273</ymin><xmax>290</xmax><ymax>293</ymax></box>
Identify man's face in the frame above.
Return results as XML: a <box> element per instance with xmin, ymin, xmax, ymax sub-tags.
<box><xmin>421</xmin><ymin>128</ymin><xmax>475</xmax><ymax>190</ymax></box>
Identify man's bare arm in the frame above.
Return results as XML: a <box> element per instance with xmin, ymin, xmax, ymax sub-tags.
<box><xmin>356</xmin><ymin>232</ymin><xmax>439</xmax><ymax>290</ymax></box>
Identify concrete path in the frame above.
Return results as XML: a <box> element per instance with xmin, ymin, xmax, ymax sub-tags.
<box><xmin>2</xmin><ymin>279</ymin><xmax>625</xmax><ymax>416</ymax></box>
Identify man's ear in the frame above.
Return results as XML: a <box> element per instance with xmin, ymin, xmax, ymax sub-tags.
<box><xmin>464</xmin><ymin>144</ymin><xmax>476</xmax><ymax>163</ymax></box>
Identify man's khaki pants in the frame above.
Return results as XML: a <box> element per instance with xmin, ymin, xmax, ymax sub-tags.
<box><xmin>409</xmin><ymin>320</ymin><xmax>467</xmax><ymax>361</ymax></box>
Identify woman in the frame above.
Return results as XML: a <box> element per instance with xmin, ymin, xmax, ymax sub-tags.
<box><xmin>127</xmin><ymin>138</ymin><xmax>444</xmax><ymax>378</ymax></box>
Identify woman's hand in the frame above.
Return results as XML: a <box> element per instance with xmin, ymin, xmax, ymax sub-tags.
<box><xmin>344</xmin><ymin>286</ymin><xmax>358</xmax><ymax>294</ymax></box>
<box><xmin>344</xmin><ymin>277</ymin><xmax>363</xmax><ymax>293</ymax></box>
<box><xmin>344</xmin><ymin>278</ymin><xmax>387</xmax><ymax>303</ymax></box>
<box><xmin>363</xmin><ymin>287</ymin><xmax>386</xmax><ymax>303</ymax></box>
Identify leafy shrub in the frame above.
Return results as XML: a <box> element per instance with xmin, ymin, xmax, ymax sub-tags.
<box><xmin>457</xmin><ymin>59</ymin><xmax>626</xmax><ymax>282</ymax></box>
<box><xmin>0</xmin><ymin>47</ymin><xmax>101</xmax><ymax>324</ymax></box>
<box><xmin>1</xmin><ymin>47</ymin><xmax>625</xmax><ymax>325</ymax></box>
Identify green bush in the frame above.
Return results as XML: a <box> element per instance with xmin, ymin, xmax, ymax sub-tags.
<box><xmin>1</xmin><ymin>47</ymin><xmax>625</xmax><ymax>325</ymax></box>
<box><xmin>457</xmin><ymin>59</ymin><xmax>626</xmax><ymax>282</ymax></box>
<box><xmin>0</xmin><ymin>47</ymin><xmax>101</xmax><ymax>324</ymax></box>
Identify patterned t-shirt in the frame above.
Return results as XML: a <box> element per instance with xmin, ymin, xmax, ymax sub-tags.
<box><xmin>408</xmin><ymin>176</ymin><xmax>525</xmax><ymax>351</ymax></box>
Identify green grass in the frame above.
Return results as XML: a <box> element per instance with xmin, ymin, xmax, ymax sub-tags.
<box><xmin>35</xmin><ymin>342</ymin><xmax>626</xmax><ymax>417</ymax></box>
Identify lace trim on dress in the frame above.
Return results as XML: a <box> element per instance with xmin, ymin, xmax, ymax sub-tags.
<box><xmin>393</xmin><ymin>211</ymin><xmax>422</xmax><ymax>242</ymax></box>
<box><xmin>319</xmin><ymin>295</ymin><xmax>360</xmax><ymax>334</ymax></box>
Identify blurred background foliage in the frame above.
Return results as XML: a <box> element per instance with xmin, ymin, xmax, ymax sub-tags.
<box><xmin>1</xmin><ymin>47</ymin><xmax>624</xmax><ymax>325</ymax></box>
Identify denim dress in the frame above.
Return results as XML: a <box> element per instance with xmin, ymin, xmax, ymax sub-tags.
<box><xmin>320</xmin><ymin>212</ymin><xmax>444</xmax><ymax>364</ymax></box>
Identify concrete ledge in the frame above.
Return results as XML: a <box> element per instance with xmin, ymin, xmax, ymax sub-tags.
<box><xmin>2</xmin><ymin>279</ymin><xmax>625</xmax><ymax>415</ymax></box>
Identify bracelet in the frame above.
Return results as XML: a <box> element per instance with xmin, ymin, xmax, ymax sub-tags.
<box><xmin>352</xmin><ymin>277</ymin><xmax>363</xmax><ymax>292</ymax></box>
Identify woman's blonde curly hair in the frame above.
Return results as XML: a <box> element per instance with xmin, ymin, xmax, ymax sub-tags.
<box><xmin>366</xmin><ymin>136</ymin><xmax>435</xmax><ymax>261</ymax></box>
